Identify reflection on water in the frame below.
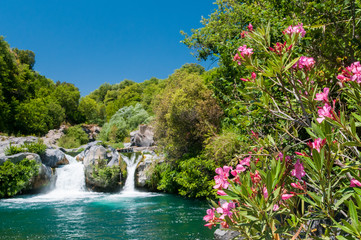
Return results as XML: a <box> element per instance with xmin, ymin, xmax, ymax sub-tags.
<box><xmin>0</xmin><ymin>192</ymin><xmax>214</xmax><ymax>240</ymax></box>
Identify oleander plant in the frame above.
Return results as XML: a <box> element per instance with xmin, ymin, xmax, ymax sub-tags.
<box><xmin>203</xmin><ymin>23</ymin><xmax>361</xmax><ymax>239</ymax></box>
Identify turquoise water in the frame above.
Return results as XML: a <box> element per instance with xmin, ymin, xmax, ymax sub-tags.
<box><xmin>0</xmin><ymin>192</ymin><xmax>214</xmax><ymax>239</ymax></box>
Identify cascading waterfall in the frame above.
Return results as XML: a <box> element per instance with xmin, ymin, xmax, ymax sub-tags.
<box><xmin>120</xmin><ymin>153</ymin><xmax>143</xmax><ymax>193</ymax></box>
<box><xmin>43</xmin><ymin>154</ymin><xmax>86</xmax><ymax>199</ymax></box>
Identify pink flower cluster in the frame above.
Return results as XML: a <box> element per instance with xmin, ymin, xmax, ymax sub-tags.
<box><xmin>283</xmin><ymin>23</ymin><xmax>306</xmax><ymax>38</ymax></box>
<box><xmin>293</xmin><ymin>56</ymin><xmax>315</xmax><ymax>71</ymax></box>
<box><xmin>291</xmin><ymin>159</ymin><xmax>306</xmax><ymax>181</ymax></box>
<box><xmin>204</xmin><ymin>202</ymin><xmax>236</xmax><ymax>229</ymax></box>
<box><xmin>307</xmin><ymin>138</ymin><xmax>326</xmax><ymax>153</ymax></box>
<box><xmin>314</xmin><ymin>87</ymin><xmax>336</xmax><ymax>123</ymax></box>
<box><xmin>269</xmin><ymin>42</ymin><xmax>292</xmax><ymax>56</ymax></box>
<box><xmin>233</xmin><ymin>45</ymin><xmax>253</xmax><ymax>65</ymax></box>
<box><xmin>337</xmin><ymin>61</ymin><xmax>361</xmax><ymax>83</ymax></box>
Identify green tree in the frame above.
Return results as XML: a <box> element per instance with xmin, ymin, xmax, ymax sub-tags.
<box><xmin>52</xmin><ymin>82</ymin><xmax>81</xmax><ymax>123</ymax></box>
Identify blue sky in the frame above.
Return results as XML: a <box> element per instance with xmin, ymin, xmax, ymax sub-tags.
<box><xmin>0</xmin><ymin>0</ymin><xmax>216</xmax><ymax>95</ymax></box>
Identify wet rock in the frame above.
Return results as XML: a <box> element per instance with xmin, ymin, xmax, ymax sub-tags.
<box><xmin>135</xmin><ymin>151</ymin><xmax>164</xmax><ymax>188</ymax></box>
<box><xmin>0</xmin><ymin>152</ymin><xmax>53</xmax><ymax>193</ymax></box>
<box><xmin>82</xmin><ymin>144</ymin><xmax>120</xmax><ymax>192</ymax></box>
<box><xmin>40</xmin><ymin>149</ymin><xmax>69</xmax><ymax>168</ymax></box>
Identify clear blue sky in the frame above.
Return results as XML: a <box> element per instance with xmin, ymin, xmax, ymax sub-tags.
<box><xmin>0</xmin><ymin>0</ymin><xmax>216</xmax><ymax>96</ymax></box>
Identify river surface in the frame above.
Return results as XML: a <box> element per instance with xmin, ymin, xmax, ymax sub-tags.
<box><xmin>0</xmin><ymin>153</ymin><xmax>214</xmax><ymax>239</ymax></box>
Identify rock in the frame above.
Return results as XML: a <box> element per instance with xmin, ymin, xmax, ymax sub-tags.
<box><xmin>214</xmin><ymin>229</ymin><xmax>242</xmax><ymax>240</ymax></box>
<box><xmin>135</xmin><ymin>151</ymin><xmax>164</xmax><ymax>188</ymax></box>
<box><xmin>41</xmin><ymin>125</ymin><xmax>67</xmax><ymax>147</ymax></box>
<box><xmin>0</xmin><ymin>152</ymin><xmax>53</xmax><ymax>194</ymax></box>
<box><xmin>28</xmin><ymin>163</ymin><xmax>53</xmax><ymax>192</ymax></box>
<box><xmin>130</xmin><ymin>125</ymin><xmax>154</xmax><ymax>147</ymax></box>
<box><xmin>0</xmin><ymin>152</ymin><xmax>41</xmax><ymax>165</ymax></box>
<box><xmin>81</xmin><ymin>124</ymin><xmax>101</xmax><ymax>141</ymax></box>
<box><xmin>40</xmin><ymin>149</ymin><xmax>69</xmax><ymax>168</ymax></box>
<box><xmin>0</xmin><ymin>136</ymin><xmax>39</xmax><ymax>157</ymax></box>
<box><xmin>82</xmin><ymin>144</ymin><xmax>120</xmax><ymax>192</ymax></box>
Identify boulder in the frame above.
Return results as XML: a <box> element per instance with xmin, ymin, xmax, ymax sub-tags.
<box><xmin>81</xmin><ymin>124</ymin><xmax>101</xmax><ymax>141</ymax></box>
<box><xmin>214</xmin><ymin>229</ymin><xmax>242</xmax><ymax>240</ymax></box>
<box><xmin>0</xmin><ymin>152</ymin><xmax>53</xmax><ymax>193</ymax></box>
<box><xmin>0</xmin><ymin>136</ymin><xmax>39</xmax><ymax>157</ymax></box>
<box><xmin>135</xmin><ymin>152</ymin><xmax>164</xmax><ymax>188</ymax></box>
<box><xmin>41</xmin><ymin>125</ymin><xmax>67</xmax><ymax>147</ymax></box>
<box><xmin>82</xmin><ymin>144</ymin><xmax>120</xmax><ymax>192</ymax></box>
<box><xmin>130</xmin><ymin>125</ymin><xmax>154</xmax><ymax>147</ymax></box>
<box><xmin>40</xmin><ymin>149</ymin><xmax>69</xmax><ymax>168</ymax></box>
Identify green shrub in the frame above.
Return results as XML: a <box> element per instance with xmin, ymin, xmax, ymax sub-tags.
<box><xmin>22</xmin><ymin>141</ymin><xmax>47</xmax><ymax>155</ymax></box>
<box><xmin>0</xmin><ymin>159</ymin><xmax>39</xmax><ymax>198</ymax></box>
<box><xmin>4</xmin><ymin>143</ymin><xmax>24</xmax><ymax>156</ymax></box>
<box><xmin>92</xmin><ymin>159</ymin><xmax>120</xmax><ymax>188</ymax></box>
<box><xmin>5</xmin><ymin>141</ymin><xmax>47</xmax><ymax>156</ymax></box>
<box><xmin>99</xmin><ymin>103</ymin><xmax>150</xmax><ymax>143</ymax></box>
<box><xmin>147</xmin><ymin>162</ymin><xmax>179</xmax><ymax>194</ymax></box>
<box><xmin>58</xmin><ymin>125</ymin><xmax>89</xmax><ymax>149</ymax></box>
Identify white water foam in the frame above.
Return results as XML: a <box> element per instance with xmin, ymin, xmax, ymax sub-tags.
<box><xmin>120</xmin><ymin>153</ymin><xmax>143</xmax><ymax>194</ymax></box>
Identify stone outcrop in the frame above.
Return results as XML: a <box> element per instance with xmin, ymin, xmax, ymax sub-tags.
<box><xmin>130</xmin><ymin>125</ymin><xmax>154</xmax><ymax>147</ymax></box>
<box><xmin>81</xmin><ymin>124</ymin><xmax>101</xmax><ymax>142</ymax></box>
<box><xmin>40</xmin><ymin>149</ymin><xmax>69</xmax><ymax>168</ymax></box>
<box><xmin>135</xmin><ymin>152</ymin><xmax>164</xmax><ymax>188</ymax></box>
<box><xmin>81</xmin><ymin>144</ymin><xmax>120</xmax><ymax>192</ymax></box>
<box><xmin>0</xmin><ymin>152</ymin><xmax>53</xmax><ymax>193</ymax></box>
<box><xmin>41</xmin><ymin>125</ymin><xmax>67</xmax><ymax>147</ymax></box>
<box><xmin>214</xmin><ymin>229</ymin><xmax>241</xmax><ymax>240</ymax></box>
<box><xmin>0</xmin><ymin>136</ymin><xmax>39</xmax><ymax>157</ymax></box>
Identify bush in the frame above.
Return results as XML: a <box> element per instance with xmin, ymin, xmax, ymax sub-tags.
<box><xmin>4</xmin><ymin>143</ymin><xmax>24</xmax><ymax>156</ymax></box>
<box><xmin>0</xmin><ymin>159</ymin><xmax>39</xmax><ymax>198</ymax></box>
<box><xmin>58</xmin><ymin>125</ymin><xmax>89</xmax><ymax>149</ymax></box>
<box><xmin>5</xmin><ymin>140</ymin><xmax>47</xmax><ymax>156</ymax></box>
<box><xmin>92</xmin><ymin>159</ymin><xmax>120</xmax><ymax>188</ymax></box>
<box><xmin>99</xmin><ymin>103</ymin><xmax>150</xmax><ymax>143</ymax></box>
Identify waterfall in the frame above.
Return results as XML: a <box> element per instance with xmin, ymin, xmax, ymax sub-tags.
<box><xmin>120</xmin><ymin>153</ymin><xmax>143</xmax><ymax>193</ymax></box>
<box><xmin>42</xmin><ymin>154</ymin><xmax>86</xmax><ymax>199</ymax></box>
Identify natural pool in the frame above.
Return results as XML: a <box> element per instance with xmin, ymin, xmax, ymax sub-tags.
<box><xmin>0</xmin><ymin>153</ymin><xmax>214</xmax><ymax>240</ymax></box>
<box><xmin>0</xmin><ymin>191</ymin><xmax>214</xmax><ymax>239</ymax></box>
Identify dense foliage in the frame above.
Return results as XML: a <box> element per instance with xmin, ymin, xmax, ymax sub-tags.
<box><xmin>58</xmin><ymin>125</ymin><xmax>89</xmax><ymax>149</ymax></box>
<box><xmin>99</xmin><ymin>103</ymin><xmax>150</xmax><ymax>143</ymax></box>
<box><xmin>5</xmin><ymin>141</ymin><xmax>47</xmax><ymax>156</ymax></box>
<box><xmin>0</xmin><ymin>159</ymin><xmax>38</xmax><ymax>198</ymax></box>
<box><xmin>0</xmin><ymin>37</ymin><xmax>82</xmax><ymax>135</ymax></box>
<box><xmin>92</xmin><ymin>159</ymin><xmax>120</xmax><ymax>190</ymax></box>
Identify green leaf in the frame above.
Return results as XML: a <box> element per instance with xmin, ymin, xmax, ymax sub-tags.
<box><xmin>334</xmin><ymin>193</ymin><xmax>353</xmax><ymax>209</ymax></box>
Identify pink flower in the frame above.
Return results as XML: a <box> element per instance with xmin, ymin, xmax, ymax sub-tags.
<box><xmin>281</xmin><ymin>193</ymin><xmax>294</xmax><ymax>200</ymax></box>
<box><xmin>217</xmin><ymin>202</ymin><xmax>236</xmax><ymax>220</ymax></box>
<box><xmin>203</xmin><ymin>208</ymin><xmax>215</xmax><ymax>222</ymax></box>
<box><xmin>250</xmin><ymin>170</ymin><xmax>261</xmax><ymax>184</ymax></box>
<box><xmin>337</xmin><ymin>62</ymin><xmax>361</xmax><ymax>83</ymax></box>
<box><xmin>308</xmin><ymin>138</ymin><xmax>326</xmax><ymax>153</ymax></box>
<box><xmin>217</xmin><ymin>190</ymin><xmax>227</xmax><ymax>196</ymax></box>
<box><xmin>291</xmin><ymin>182</ymin><xmax>305</xmax><ymax>191</ymax></box>
<box><xmin>247</xmin><ymin>23</ymin><xmax>253</xmax><ymax>31</ymax></box>
<box><xmin>263</xmin><ymin>186</ymin><xmax>268</xmax><ymax>199</ymax></box>
<box><xmin>283</xmin><ymin>23</ymin><xmax>306</xmax><ymax>37</ymax></box>
<box><xmin>231</xmin><ymin>164</ymin><xmax>247</xmax><ymax>177</ymax></box>
<box><xmin>238</xmin><ymin>45</ymin><xmax>253</xmax><ymax>57</ymax></box>
<box><xmin>291</xmin><ymin>159</ymin><xmax>306</xmax><ymax>181</ymax></box>
<box><xmin>214</xmin><ymin>166</ymin><xmax>232</xmax><ymax>190</ymax></box>
<box><xmin>315</xmin><ymin>88</ymin><xmax>329</xmax><ymax>103</ymax></box>
<box><xmin>350</xmin><ymin>178</ymin><xmax>361</xmax><ymax>187</ymax></box>
<box><xmin>293</xmin><ymin>56</ymin><xmax>315</xmax><ymax>71</ymax></box>
<box><xmin>251</xmin><ymin>72</ymin><xmax>257</xmax><ymax>79</ymax></box>
<box><xmin>317</xmin><ymin>103</ymin><xmax>333</xmax><ymax>123</ymax></box>
<box><xmin>240</xmin><ymin>31</ymin><xmax>248</xmax><ymax>38</ymax></box>
<box><xmin>240</xmin><ymin>156</ymin><xmax>251</xmax><ymax>167</ymax></box>
<box><xmin>240</xmin><ymin>78</ymin><xmax>250</xmax><ymax>82</ymax></box>
<box><xmin>273</xmin><ymin>204</ymin><xmax>280</xmax><ymax>211</ymax></box>
<box><xmin>269</xmin><ymin>42</ymin><xmax>287</xmax><ymax>55</ymax></box>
